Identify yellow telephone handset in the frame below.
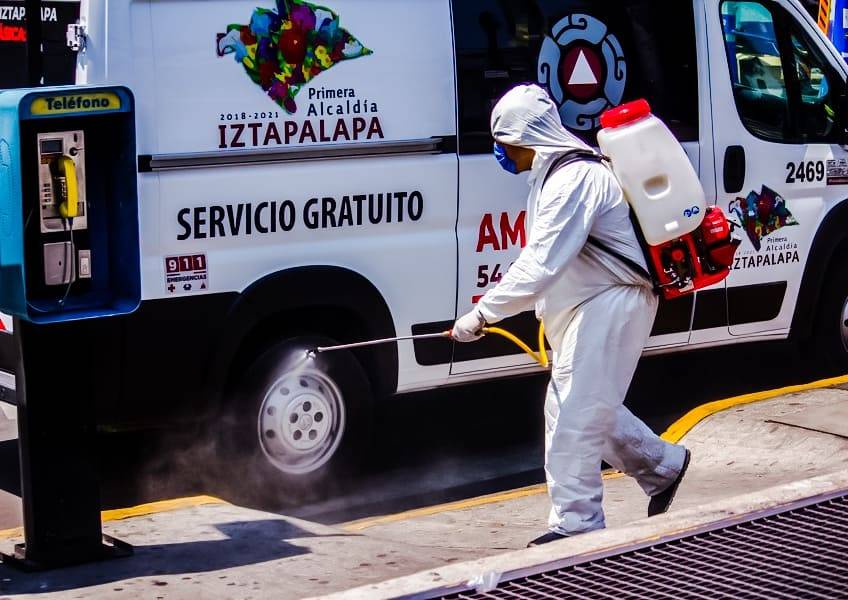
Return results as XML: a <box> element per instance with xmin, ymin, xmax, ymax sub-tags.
<box><xmin>56</xmin><ymin>155</ymin><xmax>79</xmax><ymax>219</ymax></box>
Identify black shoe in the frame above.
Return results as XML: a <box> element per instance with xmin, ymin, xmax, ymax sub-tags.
<box><xmin>527</xmin><ymin>531</ymin><xmax>569</xmax><ymax>548</ymax></box>
<box><xmin>648</xmin><ymin>448</ymin><xmax>691</xmax><ymax>517</ymax></box>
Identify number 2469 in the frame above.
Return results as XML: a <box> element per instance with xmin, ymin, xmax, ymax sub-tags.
<box><xmin>785</xmin><ymin>160</ymin><xmax>824</xmax><ymax>183</ymax></box>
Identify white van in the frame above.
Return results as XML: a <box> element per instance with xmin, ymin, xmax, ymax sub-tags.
<box><xmin>2</xmin><ymin>0</ymin><xmax>847</xmax><ymax>495</ymax></box>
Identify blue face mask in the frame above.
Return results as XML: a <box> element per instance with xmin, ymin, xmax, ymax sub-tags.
<box><xmin>494</xmin><ymin>142</ymin><xmax>519</xmax><ymax>174</ymax></box>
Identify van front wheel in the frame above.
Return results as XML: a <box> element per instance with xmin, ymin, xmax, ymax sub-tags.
<box><xmin>222</xmin><ymin>335</ymin><xmax>372</xmax><ymax>504</ymax></box>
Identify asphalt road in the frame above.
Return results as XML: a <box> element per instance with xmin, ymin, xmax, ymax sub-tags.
<box><xmin>0</xmin><ymin>337</ymin><xmax>826</xmax><ymax>531</ymax></box>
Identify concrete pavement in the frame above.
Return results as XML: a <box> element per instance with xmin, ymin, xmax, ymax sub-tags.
<box><xmin>330</xmin><ymin>470</ymin><xmax>848</xmax><ymax>599</ymax></box>
<box><xmin>0</xmin><ymin>378</ymin><xmax>846</xmax><ymax>598</ymax></box>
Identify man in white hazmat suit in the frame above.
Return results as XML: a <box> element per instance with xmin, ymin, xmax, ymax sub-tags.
<box><xmin>452</xmin><ymin>84</ymin><xmax>690</xmax><ymax>547</ymax></box>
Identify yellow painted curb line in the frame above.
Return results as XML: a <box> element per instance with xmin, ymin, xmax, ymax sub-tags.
<box><xmin>0</xmin><ymin>527</ymin><xmax>24</xmax><ymax>540</ymax></box>
<box><xmin>342</xmin><ymin>471</ymin><xmax>626</xmax><ymax>532</ymax></box>
<box><xmin>101</xmin><ymin>494</ymin><xmax>227</xmax><ymax>522</ymax></box>
<box><xmin>343</xmin><ymin>372</ymin><xmax>848</xmax><ymax>532</ymax></box>
<box><xmin>660</xmin><ymin>373</ymin><xmax>848</xmax><ymax>443</ymax></box>
<box><xmin>0</xmin><ymin>495</ymin><xmax>227</xmax><ymax>540</ymax></box>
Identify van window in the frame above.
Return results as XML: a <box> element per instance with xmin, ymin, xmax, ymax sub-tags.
<box><xmin>452</xmin><ymin>0</ymin><xmax>699</xmax><ymax>154</ymax></box>
<box><xmin>0</xmin><ymin>1</ymin><xmax>80</xmax><ymax>89</ymax></box>
<box><xmin>720</xmin><ymin>0</ymin><xmax>841</xmax><ymax>143</ymax></box>
<box><xmin>790</xmin><ymin>31</ymin><xmax>837</xmax><ymax>141</ymax></box>
<box><xmin>720</xmin><ymin>2</ymin><xmax>788</xmax><ymax>140</ymax></box>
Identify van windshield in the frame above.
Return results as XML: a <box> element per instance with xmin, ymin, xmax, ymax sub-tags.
<box><xmin>0</xmin><ymin>0</ymin><xmax>80</xmax><ymax>89</ymax></box>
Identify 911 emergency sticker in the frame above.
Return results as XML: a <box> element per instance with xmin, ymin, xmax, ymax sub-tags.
<box><xmin>165</xmin><ymin>254</ymin><xmax>208</xmax><ymax>294</ymax></box>
<box><xmin>0</xmin><ymin>313</ymin><xmax>12</xmax><ymax>334</ymax></box>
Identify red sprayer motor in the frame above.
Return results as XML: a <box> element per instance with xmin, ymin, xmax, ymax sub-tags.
<box><xmin>597</xmin><ymin>100</ymin><xmax>741</xmax><ymax>300</ymax></box>
<box><xmin>646</xmin><ymin>205</ymin><xmax>741</xmax><ymax>299</ymax></box>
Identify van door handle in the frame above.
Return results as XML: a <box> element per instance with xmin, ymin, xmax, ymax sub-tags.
<box><xmin>723</xmin><ymin>145</ymin><xmax>745</xmax><ymax>194</ymax></box>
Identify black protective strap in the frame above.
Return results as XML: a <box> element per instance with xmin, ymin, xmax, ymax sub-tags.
<box><xmin>586</xmin><ymin>236</ymin><xmax>652</xmax><ymax>282</ymax></box>
<box><xmin>543</xmin><ymin>149</ymin><xmax>607</xmax><ymax>178</ymax></box>
<box><xmin>542</xmin><ymin>150</ymin><xmax>654</xmax><ymax>285</ymax></box>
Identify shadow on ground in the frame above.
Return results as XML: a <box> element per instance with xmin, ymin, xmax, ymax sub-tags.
<box><xmin>0</xmin><ymin>519</ymin><xmax>353</xmax><ymax>594</ymax></box>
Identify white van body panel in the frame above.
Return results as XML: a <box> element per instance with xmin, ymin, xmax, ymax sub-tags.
<box><xmin>122</xmin><ymin>0</ymin><xmax>459</xmax><ymax>392</ymax></box>
<box><xmin>48</xmin><ymin>0</ymin><xmax>848</xmax><ymax>400</ymax></box>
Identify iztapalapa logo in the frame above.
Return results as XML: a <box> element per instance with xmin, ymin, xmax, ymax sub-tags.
<box><xmin>216</xmin><ymin>0</ymin><xmax>372</xmax><ymax>113</ymax></box>
<box><xmin>727</xmin><ymin>186</ymin><xmax>798</xmax><ymax>252</ymax></box>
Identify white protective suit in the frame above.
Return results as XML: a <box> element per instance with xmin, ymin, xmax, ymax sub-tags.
<box><xmin>477</xmin><ymin>85</ymin><xmax>687</xmax><ymax>535</ymax></box>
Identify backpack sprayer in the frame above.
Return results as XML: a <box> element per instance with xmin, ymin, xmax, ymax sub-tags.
<box><xmin>309</xmin><ymin>324</ymin><xmax>550</xmax><ymax>368</ymax></box>
<box><xmin>597</xmin><ymin>99</ymin><xmax>740</xmax><ymax>298</ymax></box>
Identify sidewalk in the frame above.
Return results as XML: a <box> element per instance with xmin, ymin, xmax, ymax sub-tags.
<box><xmin>1</xmin><ymin>376</ymin><xmax>847</xmax><ymax>598</ymax></box>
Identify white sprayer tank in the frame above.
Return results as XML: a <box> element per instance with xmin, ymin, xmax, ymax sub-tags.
<box><xmin>597</xmin><ymin>99</ymin><xmax>706</xmax><ymax>246</ymax></box>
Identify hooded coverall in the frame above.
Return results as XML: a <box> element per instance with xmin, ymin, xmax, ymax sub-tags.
<box><xmin>476</xmin><ymin>85</ymin><xmax>687</xmax><ymax>536</ymax></box>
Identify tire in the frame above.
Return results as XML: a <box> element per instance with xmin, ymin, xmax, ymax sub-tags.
<box><xmin>809</xmin><ymin>262</ymin><xmax>848</xmax><ymax>377</ymax></box>
<box><xmin>220</xmin><ymin>334</ymin><xmax>373</xmax><ymax>505</ymax></box>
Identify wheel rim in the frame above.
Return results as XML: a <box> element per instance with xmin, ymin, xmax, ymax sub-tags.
<box><xmin>841</xmin><ymin>296</ymin><xmax>848</xmax><ymax>353</ymax></box>
<box><xmin>257</xmin><ymin>367</ymin><xmax>346</xmax><ymax>475</ymax></box>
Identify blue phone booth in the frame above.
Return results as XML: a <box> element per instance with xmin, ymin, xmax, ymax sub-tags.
<box><xmin>0</xmin><ymin>85</ymin><xmax>140</xmax><ymax>569</ymax></box>
<box><xmin>0</xmin><ymin>85</ymin><xmax>140</xmax><ymax>323</ymax></box>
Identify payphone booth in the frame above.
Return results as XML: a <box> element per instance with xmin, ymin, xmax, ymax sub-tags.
<box><xmin>0</xmin><ymin>85</ymin><xmax>140</xmax><ymax>568</ymax></box>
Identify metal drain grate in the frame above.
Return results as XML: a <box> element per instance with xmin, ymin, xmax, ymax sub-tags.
<box><xmin>439</xmin><ymin>493</ymin><xmax>848</xmax><ymax>600</ymax></box>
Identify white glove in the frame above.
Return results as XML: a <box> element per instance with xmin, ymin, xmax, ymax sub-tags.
<box><xmin>452</xmin><ymin>308</ymin><xmax>486</xmax><ymax>342</ymax></box>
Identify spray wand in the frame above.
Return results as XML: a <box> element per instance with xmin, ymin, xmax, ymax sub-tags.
<box><xmin>313</xmin><ymin>331</ymin><xmax>452</xmax><ymax>353</ymax></box>
<box><xmin>310</xmin><ymin>323</ymin><xmax>549</xmax><ymax>368</ymax></box>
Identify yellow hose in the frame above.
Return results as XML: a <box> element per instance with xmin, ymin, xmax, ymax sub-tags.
<box><xmin>482</xmin><ymin>322</ymin><xmax>549</xmax><ymax>368</ymax></box>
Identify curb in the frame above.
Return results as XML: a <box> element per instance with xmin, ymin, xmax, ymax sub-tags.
<box><xmin>0</xmin><ymin>495</ymin><xmax>227</xmax><ymax>540</ymax></box>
